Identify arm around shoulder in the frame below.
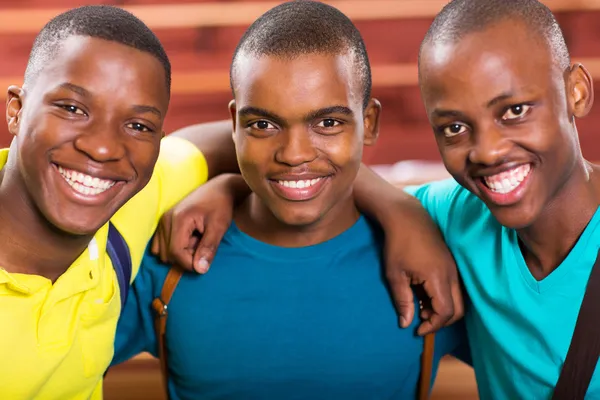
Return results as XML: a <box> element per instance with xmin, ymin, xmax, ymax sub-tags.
<box><xmin>353</xmin><ymin>164</ymin><xmax>464</xmax><ymax>335</ymax></box>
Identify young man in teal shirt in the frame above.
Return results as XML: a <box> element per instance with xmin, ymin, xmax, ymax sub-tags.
<box><xmin>407</xmin><ymin>0</ymin><xmax>599</xmax><ymax>397</ymax></box>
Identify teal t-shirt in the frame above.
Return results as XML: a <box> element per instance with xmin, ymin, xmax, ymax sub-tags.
<box><xmin>112</xmin><ymin>215</ymin><xmax>467</xmax><ymax>399</ymax></box>
<box><xmin>406</xmin><ymin>179</ymin><xmax>600</xmax><ymax>399</ymax></box>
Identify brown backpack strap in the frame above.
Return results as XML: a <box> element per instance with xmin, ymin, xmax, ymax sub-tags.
<box><xmin>418</xmin><ymin>332</ymin><xmax>436</xmax><ymax>400</ymax></box>
<box><xmin>152</xmin><ymin>267</ymin><xmax>183</xmax><ymax>400</ymax></box>
<box><xmin>552</xmin><ymin>250</ymin><xmax>600</xmax><ymax>400</ymax></box>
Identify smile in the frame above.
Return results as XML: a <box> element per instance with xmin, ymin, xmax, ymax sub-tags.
<box><xmin>482</xmin><ymin>164</ymin><xmax>531</xmax><ymax>194</ymax></box>
<box><xmin>58</xmin><ymin>165</ymin><xmax>116</xmax><ymax>196</ymax></box>
<box><xmin>270</xmin><ymin>176</ymin><xmax>330</xmax><ymax>201</ymax></box>
<box><xmin>277</xmin><ymin>178</ymin><xmax>322</xmax><ymax>189</ymax></box>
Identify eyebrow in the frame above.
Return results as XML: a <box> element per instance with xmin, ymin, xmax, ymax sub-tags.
<box><xmin>238</xmin><ymin>105</ymin><xmax>354</xmax><ymax>125</ymax></box>
<box><xmin>431</xmin><ymin>109</ymin><xmax>467</xmax><ymax>120</ymax></box>
<box><xmin>432</xmin><ymin>91</ymin><xmax>517</xmax><ymax>120</ymax></box>
<box><xmin>304</xmin><ymin>105</ymin><xmax>354</xmax><ymax>121</ymax></box>
<box><xmin>58</xmin><ymin>82</ymin><xmax>90</xmax><ymax>98</ymax></box>
<box><xmin>131</xmin><ymin>104</ymin><xmax>162</xmax><ymax>118</ymax></box>
<box><xmin>485</xmin><ymin>91</ymin><xmax>514</xmax><ymax>108</ymax></box>
<box><xmin>238</xmin><ymin>106</ymin><xmax>284</xmax><ymax>125</ymax></box>
<box><xmin>57</xmin><ymin>82</ymin><xmax>161</xmax><ymax>118</ymax></box>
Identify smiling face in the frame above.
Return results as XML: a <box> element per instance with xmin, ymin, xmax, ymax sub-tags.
<box><xmin>419</xmin><ymin>19</ymin><xmax>593</xmax><ymax>229</ymax></box>
<box><xmin>230</xmin><ymin>52</ymin><xmax>380</xmax><ymax>227</ymax></box>
<box><xmin>6</xmin><ymin>35</ymin><xmax>169</xmax><ymax>235</ymax></box>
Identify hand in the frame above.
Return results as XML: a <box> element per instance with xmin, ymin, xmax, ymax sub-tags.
<box><xmin>151</xmin><ymin>174</ymin><xmax>249</xmax><ymax>273</ymax></box>
<box><xmin>383</xmin><ymin>206</ymin><xmax>464</xmax><ymax>336</ymax></box>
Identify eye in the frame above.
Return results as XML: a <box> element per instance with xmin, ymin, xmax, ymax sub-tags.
<box><xmin>59</xmin><ymin>104</ymin><xmax>86</xmax><ymax>115</ymax></box>
<box><xmin>126</xmin><ymin>122</ymin><xmax>152</xmax><ymax>132</ymax></box>
<box><xmin>502</xmin><ymin>104</ymin><xmax>531</xmax><ymax>121</ymax></box>
<box><xmin>442</xmin><ymin>123</ymin><xmax>468</xmax><ymax>138</ymax></box>
<box><xmin>316</xmin><ymin>119</ymin><xmax>340</xmax><ymax>128</ymax></box>
<box><xmin>250</xmin><ymin>120</ymin><xmax>277</xmax><ymax>130</ymax></box>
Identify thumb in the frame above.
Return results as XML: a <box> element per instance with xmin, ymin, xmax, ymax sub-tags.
<box><xmin>386</xmin><ymin>270</ymin><xmax>415</xmax><ymax>328</ymax></box>
<box><xmin>168</xmin><ymin>214</ymin><xmax>205</xmax><ymax>271</ymax></box>
<box><xmin>192</xmin><ymin>222</ymin><xmax>227</xmax><ymax>274</ymax></box>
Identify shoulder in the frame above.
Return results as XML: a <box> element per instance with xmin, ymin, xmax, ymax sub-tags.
<box><xmin>404</xmin><ymin>179</ymin><xmax>490</xmax><ymax>238</ymax></box>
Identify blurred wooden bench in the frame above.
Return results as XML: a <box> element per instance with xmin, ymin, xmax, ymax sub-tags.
<box><xmin>105</xmin><ymin>354</ymin><xmax>477</xmax><ymax>399</ymax></box>
<box><xmin>1</xmin><ymin>0</ymin><xmax>600</xmax><ymax>33</ymax></box>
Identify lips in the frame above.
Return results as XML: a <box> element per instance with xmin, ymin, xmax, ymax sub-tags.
<box><xmin>269</xmin><ymin>176</ymin><xmax>331</xmax><ymax>201</ymax></box>
<box><xmin>476</xmin><ymin>163</ymin><xmax>533</xmax><ymax>206</ymax></box>
<box><xmin>58</xmin><ymin>165</ymin><xmax>116</xmax><ymax>196</ymax></box>
<box><xmin>52</xmin><ymin>163</ymin><xmax>126</xmax><ymax>206</ymax></box>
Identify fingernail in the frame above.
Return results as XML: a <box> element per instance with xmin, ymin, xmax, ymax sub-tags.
<box><xmin>196</xmin><ymin>257</ymin><xmax>210</xmax><ymax>274</ymax></box>
<box><xmin>399</xmin><ymin>316</ymin><xmax>408</xmax><ymax>328</ymax></box>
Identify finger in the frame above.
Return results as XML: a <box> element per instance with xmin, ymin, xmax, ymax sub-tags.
<box><xmin>150</xmin><ymin>231</ymin><xmax>160</xmax><ymax>256</ymax></box>
<box><xmin>417</xmin><ymin>276</ymin><xmax>455</xmax><ymax>336</ymax></box>
<box><xmin>446</xmin><ymin>280</ymin><xmax>465</xmax><ymax>326</ymax></box>
<box><xmin>169</xmin><ymin>215</ymin><xmax>204</xmax><ymax>272</ymax></box>
<box><xmin>153</xmin><ymin>213</ymin><xmax>172</xmax><ymax>258</ymax></box>
<box><xmin>386</xmin><ymin>269</ymin><xmax>415</xmax><ymax>328</ymax></box>
<box><xmin>159</xmin><ymin>228</ymin><xmax>169</xmax><ymax>264</ymax></box>
<box><xmin>191</xmin><ymin>221</ymin><xmax>228</xmax><ymax>274</ymax></box>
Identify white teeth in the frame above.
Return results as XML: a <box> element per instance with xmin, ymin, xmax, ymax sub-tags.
<box><xmin>57</xmin><ymin>166</ymin><xmax>116</xmax><ymax>196</ymax></box>
<box><xmin>483</xmin><ymin>164</ymin><xmax>531</xmax><ymax>194</ymax></box>
<box><xmin>277</xmin><ymin>178</ymin><xmax>322</xmax><ymax>189</ymax></box>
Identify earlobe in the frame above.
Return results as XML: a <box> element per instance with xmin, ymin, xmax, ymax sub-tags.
<box><xmin>6</xmin><ymin>85</ymin><xmax>24</xmax><ymax>137</ymax></box>
<box><xmin>363</xmin><ymin>98</ymin><xmax>382</xmax><ymax>146</ymax></box>
<box><xmin>228</xmin><ymin>99</ymin><xmax>237</xmax><ymax>139</ymax></box>
<box><xmin>569</xmin><ymin>63</ymin><xmax>594</xmax><ymax>118</ymax></box>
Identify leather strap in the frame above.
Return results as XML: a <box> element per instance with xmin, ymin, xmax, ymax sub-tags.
<box><xmin>552</xmin><ymin>250</ymin><xmax>600</xmax><ymax>400</ymax></box>
<box><xmin>152</xmin><ymin>266</ymin><xmax>183</xmax><ymax>400</ymax></box>
<box><xmin>418</xmin><ymin>333</ymin><xmax>436</xmax><ymax>400</ymax></box>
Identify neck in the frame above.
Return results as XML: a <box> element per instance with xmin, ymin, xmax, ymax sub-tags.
<box><xmin>0</xmin><ymin>164</ymin><xmax>92</xmax><ymax>282</ymax></box>
<box><xmin>234</xmin><ymin>192</ymin><xmax>360</xmax><ymax>247</ymax></box>
<box><xmin>517</xmin><ymin>160</ymin><xmax>600</xmax><ymax>280</ymax></box>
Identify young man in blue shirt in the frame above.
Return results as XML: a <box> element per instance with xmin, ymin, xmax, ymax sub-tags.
<box><xmin>112</xmin><ymin>2</ymin><xmax>467</xmax><ymax>399</ymax></box>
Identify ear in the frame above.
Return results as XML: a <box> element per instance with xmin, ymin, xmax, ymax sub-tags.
<box><xmin>228</xmin><ymin>99</ymin><xmax>237</xmax><ymax>140</ymax></box>
<box><xmin>6</xmin><ymin>85</ymin><xmax>25</xmax><ymax>137</ymax></box>
<box><xmin>362</xmin><ymin>98</ymin><xmax>381</xmax><ymax>146</ymax></box>
<box><xmin>567</xmin><ymin>63</ymin><xmax>594</xmax><ymax>119</ymax></box>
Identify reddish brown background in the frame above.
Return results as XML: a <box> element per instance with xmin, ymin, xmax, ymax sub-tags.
<box><xmin>1</xmin><ymin>1</ymin><xmax>599</xmax><ymax>165</ymax></box>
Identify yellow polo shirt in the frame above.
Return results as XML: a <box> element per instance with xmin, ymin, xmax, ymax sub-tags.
<box><xmin>0</xmin><ymin>136</ymin><xmax>208</xmax><ymax>399</ymax></box>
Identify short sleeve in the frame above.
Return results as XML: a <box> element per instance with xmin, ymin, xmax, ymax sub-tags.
<box><xmin>403</xmin><ymin>178</ymin><xmax>464</xmax><ymax>237</ymax></box>
<box><xmin>153</xmin><ymin>136</ymin><xmax>209</xmax><ymax>219</ymax></box>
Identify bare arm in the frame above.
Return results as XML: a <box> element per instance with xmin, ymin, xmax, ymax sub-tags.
<box><xmin>353</xmin><ymin>165</ymin><xmax>463</xmax><ymax>335</ymax></box>
<box><xmin>170</xmin><ymin>120</ymin><xmax>240</xmax><ymax>178</ymax></box>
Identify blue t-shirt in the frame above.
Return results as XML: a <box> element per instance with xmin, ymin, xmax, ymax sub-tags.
<box><xmin>113</xmin><ymin>215</ymin><xmax>467</xmax><ymax>400</ymax></box>
<box><xmin>406</xmin><ymin>179</ymin><xmax>600</xmax><ymax>399</ymax></box>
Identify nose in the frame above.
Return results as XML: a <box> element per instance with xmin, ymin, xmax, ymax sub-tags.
<box><xmin>73</xmin><ymin>121</ymin><xmax>126</xmax><ymax>163</ymax></box>
<box><xmin>275</xmin><ymin>127</ymin><xmax>318</xmax><ymax>167</ymax></box>
<box><xmin>468</xmin><ymin>124</ymin><xmax>511</xmax><ymax>166</ymax></box>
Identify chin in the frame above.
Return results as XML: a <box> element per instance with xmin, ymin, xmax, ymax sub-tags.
<box><xmin>489</xmin><ymin>206</ymin><xmax>538</xmax><ymax>230</ymax></box>
<box><xmin>275</xmin><ymin>208</ymin><xmax>322</xmax><ymax>228</ymax></box>
<box><xmin>44</xmin><ymin>209</ymin><xmax>111</xmax><ymax>236</ymax></box>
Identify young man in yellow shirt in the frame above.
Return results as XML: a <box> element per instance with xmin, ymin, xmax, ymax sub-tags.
<box><xmin>0</xmin><ymin>6</ymin><xmax>239</xmax><ymax>399</ymax></box>
<box><xmin>0</xmin><ymin>4</ymin><xmax>464</xmax><ymax>399</ymax></box>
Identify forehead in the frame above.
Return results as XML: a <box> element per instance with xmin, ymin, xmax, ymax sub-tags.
<box><xmin>32</xmin><ymin>35</ymin><xmax>169</xmax><ymax>113</ymax></box>
<box><xmin>233</xmin><ymin>52</ymin><xmax>361</xmax><ymax>116</ymax></box>
<box><xmin>419</xmin><ymin>20</ymin><xmax>561</xmax><ymax>113</ymax></box>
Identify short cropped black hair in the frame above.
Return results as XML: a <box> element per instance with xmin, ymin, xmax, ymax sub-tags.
<box><xmin>24</xmin><ymin>5</ymin><xmax>171</xmax><ymax>93</ymax></box>
<box><xmin>420</xmin><ymin>0</ymin><xmax>570</xmax><ymax>71</ymax></box>
<box><xmin>230</xmin><ymin>0</ymin><xmax>372</xmax><ymax>110</ymax></box>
